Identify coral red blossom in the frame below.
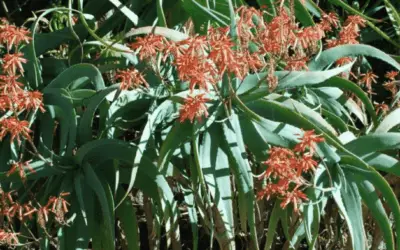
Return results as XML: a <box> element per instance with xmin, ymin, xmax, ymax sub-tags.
<box><xmin>179</xmin><ymin>93</ymin><xmax>209</xmax><ymax>123</ymax></box>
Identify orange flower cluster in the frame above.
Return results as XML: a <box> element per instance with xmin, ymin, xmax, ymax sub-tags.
<box><xmin>326</xmin><ymin>15</ymin><xmax>366</xmax><ymax>49</ymax></box>
<box><xmin>257</xmin><ymin>130</ymin><xmax>324</xmax><ymax>212</ymax></box>
<box><xmin>324</xmin><ymin>15</ymin><xmax>366</xmax><ymax>68</ymax></box>
<box><xmin>0</xmin><ymin>19</ymin><xmax>31</xmax><ymax>52</ymax></box>
<box><xmin>179</xmin><ymin>93</ymin><xmax>210</xmax><ymax>123</ymax></box>
<box><xmin>0</xmin><ymin>20</ymin><xmax>43</xmax><ymax>145</ymax></box>
<box><xmin>6</xmin><ymin>160</ymin><xmax>35</xmax><ymax>182</ymax></box>
<box><xmin>115</xmin><ymin>68</ymin><xmax>148</xmax><ymax>90</ymax></box>
<box><xmin>359</xmin><ymin>71</ymin><xmax>378</xmax><ymax>94</ymax></box>
<box><xmin>0</xmin><ymin>188</ymin><xmax>70</xmax><ymax>244</ymax></box>
<box><xmin>128</xmin><ymin>7</ymin><xmax>342</xmax><ymax>123</ymax></box>
<box><xmin>383</xmin><ymin>70</ymin><xmax>399</xmax><ymax>99</ymax></box>
<box><xmin>0</xmin><ymin>229</ymin><xmax>19</xmax><ymax>246</ymax></box>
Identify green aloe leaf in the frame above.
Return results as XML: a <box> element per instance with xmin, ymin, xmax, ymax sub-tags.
<box><xmin>43</xmin><ymin>91</ymin><xmax>77</xmax><ymax>156</ymax></box>
<box><xmin>341</xmin><ymin>156</ymin><xmax>400</xmax><ymax>248</ymax></box>
<box><xmin>116</xmin><ymin>189</ymin><xmax>140</xmax><ymax>250</ymax></box>
<box><xmin>293</xmin><ymin>0</ymin><xmax>315</xmax><ymax>26</ymax></box>
<box><xmin>309</xmin><ymin>44</ymin><xmax>400</xmax><ymax>71</ymax></box>
<box><xmin>349</xmin><ymin>172</ymin><xmax>395</xmax><ymax>250</ymax></box>
<box><xmin>83</xmin><ymin>163</ymin><xmax>114</xmax><ymax>250</ymax></box>
<box><xmin>344</xmin><ymin>132</ymin><xmax>400</xmax><ymax>156</ymax></box>
<box><xmin>109</xmin><ymin>0</ymin><xmax>139</xmax><ymax>25</ymax></box>
<box><xmin>375</xmin><ymin>108</ymin><xmax>400</xmax><ymax>132</ymax></box>
<box><xmin>43</xmin><ymin>64</ymin><xmax>106</xmax><ymax>92</ymax></box>
<box><xmin>200</xmin><ymin>123</ymin><xmax>235</xmax><ymax>249</ymax></box>
<box><xmin>318</xmin><ymin>76</ymin><xmax>378</xmax><ymax>127</ymax></box>
<box><xmin>383</xmin><ymin>0</ymin><xmax>400</xmax><ymax>40</ymax></box>
<box><xmin>78</xmin><ymin>85</ymin><xmax>119</xmax><ymax>145</ymax></box>
<box><xmin>222</xmin><ymin>112</ymin><xmax>258</xmax><ymax>249</ymax></box>
<box><xmin>264</xmin><ymin>201</ymin><xmax>283</xmax><ymax>250</ymax></box>
<box><xmin>332</xmin><ymin>170</ymin><xmax>366</xmax><ymax>250</ymax></box>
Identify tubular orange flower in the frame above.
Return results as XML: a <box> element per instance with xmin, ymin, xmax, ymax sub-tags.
<box><xmin>359</xmin><ymin>71</ymin><xmax>378</xmax><ymax>90</ymax></box>
<box><xmin>115</xmin><ymin>68</ymin><xmax>148</xmax><ymax>90</ymax></box>
<box><xmin>7</xmin><ymin>160</ymin><xmax>35</xmax><ymax>182</ymax></box>
<box><xmin>0</xmin><ymin>229</ymin><xmax>19</xmax><ymax>246</ymax></box>
<box><xmin>257</xmin><ymin>181</ymin><xmax>287</xmax><ymax>200</ymax></box>
<box><xmin>280</xmin><ymin>189</ymin><xmax>308</xmax><ymax>212</ymax></box>
<box><xmin>385</xmin><ymin>70</ymin><xmax>399</xmax><ymax>80</ymax></box>
<box><xmin>296</xmin><ymin>153</ymin><xmax>318</xmax><ymax>175</ymax></box>
<box><xmin>344</xmin><ymin>15</ymin><xmax>366</xmax><ymax>34</ymax></box>
<box><xmin>285</xmin><ymin>57</ymin><xmax>308</xmax><ymax>71</ymax></box>
<box><xmin>178</xmin><ymin>35</ymin><xmax>209</xmax><ymax>58</ymax></box>
<box><xmin>16</xmin><ymin>91</ymin><xmax>45</xmax><ymax>112</ymax></box>
<box><xmin>335</xmin><ymin>57</ymin><xmax>353</xmax><ymax>67</ymax></box>
<box><xmin>374</xmin><ymin>102</ymin><xmax>389</xmax><ymax>115</ymax></box>
<box><xmin>0</xmin><ymin>74</ymin><xmax>24</xmax><ymax>94</ymax></box>
<box><xmin>0</xmin><ymin>24</ymin><xmax>31</xmax><ymax>50</ymax></box>
<box><xmin>296</xmin><ymin>26</ymin><xmax>324</xmax><ymax>49</ymax></box>
<box><xmin>294</xmin><ymin>129</ymin><xmax>325</xmax><ymax>154</ymax></box>
<box><xmin>383</xmin><ymin>81</ymin><xmax>398</xmax><ymax>97</ymax></box>
<box><xmin>241</xmin><ymin>51</ymin><xmax>264</xmax><ymax>73</ymax></box>
<box><xmin>179</xmin><ymin>93</ymin><xmax>209</xmax><ymax>123</ymax></box>
<box><xmin>0</xmin><ymin>117</ymin><xmax>32</xmax><ymax>145</ymax></box>
<box><xmin>321</xmin><ymin>12</ymin><xmax>340</xmax><ymax>31</ymax></box>
<box><xmin>129</xmin><ymin>34</ymin><xmax>165</xmax><ymax>60</ymax></box>
<box><xmin>2</xmin><ymin>53</ymin><xmax>27</xmax><ymax>75</ymax></box>
<box><xmin>261</xmin><ymin>147</ymin><xmax>298</xmax><ymax>181</ymax></box>
<box><xmin>175</xmin><ymin>56</ymin><xmax>218</xmax><ymax>91</ymax></box>
<box><xmin>208</xmin><ymin>34</ymin><xmax>244</xmax><ymax>78</ymax></box>
<box><xmin>0</xmin><ymin>95</ymin><xmax>13</xmax><ymax>111</ymax></box>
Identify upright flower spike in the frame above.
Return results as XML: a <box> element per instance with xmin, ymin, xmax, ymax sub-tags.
<box><xmin>2</xmin><ymin>53</ymin><xmax>27</xmax><ymax>75</ymax></box>
<box><xmin>0</xmin><ymin>117</ymin><xmax>32</xmax><ymax>145</ymax></box>
<box><xmin>179</xmin><ymin>93</ymin><xmax>209</xmax><ymax>123</ymax></box>
<box><xmin>115</xmin><ymin>68</ymin><xmax>148</xmax><ymax>90</ymax></box>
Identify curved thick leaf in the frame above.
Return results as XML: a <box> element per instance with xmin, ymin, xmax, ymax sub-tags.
<box><xmin>275</xmin><ymin>62</ymin><xmax>354</xmax><ymax>90</ymax></box>
<box><xmin>78</xmin><ymin>85</ymin><xmax>119</xmax><ymax>144</ymax></box>
<box><xmin>349</xmin><ymin>172</ymin><xmax>395</xmax><ymax>250</ymax></box>
<box><xmin>318</xmin><ymin>76</ymin><xmax>378</xmax><ymax>127</ymax></box>
<box><xmin>341</xmin><ymin>156</ymin><xmax>400</xmax><ymax>248</ymax></box>
<box><xmin>248</xmin><ymin>96</ymin><xmax>338</xmax><ymax>137</ymax></box>
<box><xmin>344</xmin><ymin>132</ymin><xmax>400</xmax><ymax>156</ymax></box>
<box><xmin>44</xmin><ymin>91</ymin><xmax>77</xmax><ymax>156</ymax></box>
<box><xmin>200</xmin><ymin>123</ymin><xmax>235</xmax><ymax>249</ymax></box>
<box><xmin>43</xmin><ymin>64</ymin><xmax>106</xmax><ymax>92</ymax></box>
<box><xmin>116</xmin><ymin>190</ymin><xmax>140</xmax><ymax>250</ymax></box>
<box><xmin>332</xmin><ymin>170</ymin><xmax>366</xmax><ymax>250</ymax></box>
<box><xmin>83</xmin><ymin>164</ymin><xmax>114</xmax><ymax>250</ymax></box>
<box><xmin>222</xmin><ymin>112</ymin><xmax>258</xmax><ymax>249</ymax></box>
<box><xmin>375</xmin><ymin>108</ymin><xmax>400</xmax><ymax>133</ymax></box>
<box><xmin>309</xmin><ymin>44</ymin><xmax>400</xmax><ymax>71</ymax></box>
<box><xmin>125</xmin><ymin>26</ymin><xmax>189</xmax><ymax>41</ymax></box>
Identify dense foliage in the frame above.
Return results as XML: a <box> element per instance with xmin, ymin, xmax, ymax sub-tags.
<box><xmin>1</xmin><ymin>0</ymin><xmax>400</xmax><ymax>249</ymax></box>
